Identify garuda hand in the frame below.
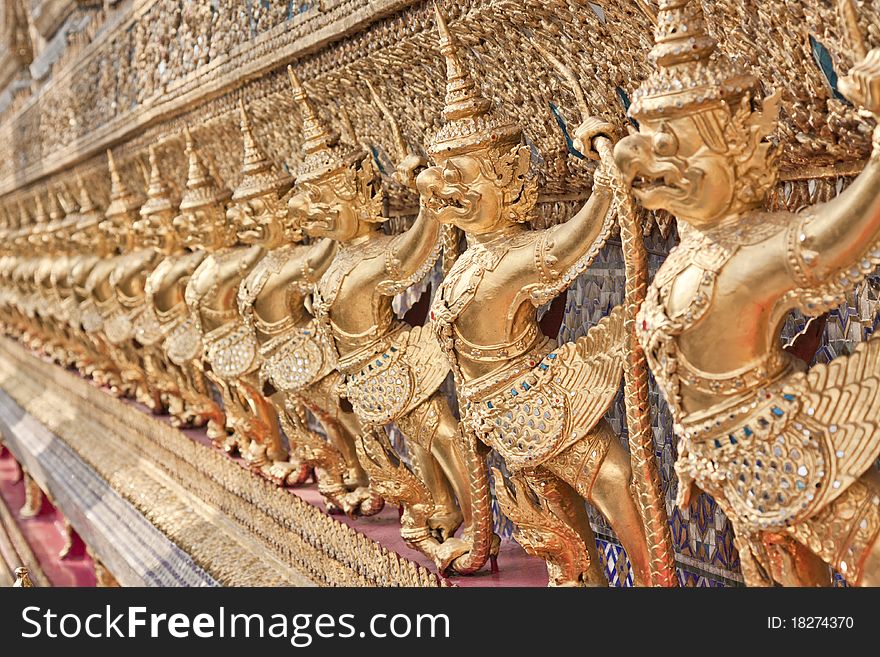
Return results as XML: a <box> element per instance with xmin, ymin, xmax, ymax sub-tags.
<box><xmin>572</xmin><ymin>116</ymin><xmax>616</xmax><ymax>161</ymax></box>
<box><xmin>838</xmin><ymin>48</ymin><xmax>880</xmax><ymax>118</ymax></box>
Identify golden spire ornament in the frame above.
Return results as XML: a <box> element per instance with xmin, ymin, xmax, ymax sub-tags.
<box><xmin>139</xmin><ymin>145</ymin><xmax>174</xmax><ymax>217</ymax></box>
<box><xmin>105</xmin><ymin>149</ymin><xmax>142</xmax><ymax>221</ymax></box>
<box><xmin>75</xmin><ymin>176</ymin><xmax>98</xmax><ymax>215</ymax></box>
<box><xmin>232</xmin><ymin>100</ymin><xmax>291</xmax><ymax>201</ymax></box>
<box><xmin>17</xmin><ymin>200</ymin><xmax>31</xmax><ymax>229</ymax></box>
<box><xmin>179</xmin><ymin>127</ymin><xmax>229</xmax><ymax>211</ymax></box>
<box><xmin>32</xmin><ymin>193</ymin><xmax>48</xmax><ymax>224</ymax></box>
<box><xmin>287</xmin><ymin>65</ymin><xmax>362</xmax><ymax>183</ymax></box>
<box><xmin>47</xmin><ymin>188</ymin><xmax>65</xmax><ymax>223</ymax></box>
<box><xmin>427</xmin><ymin>3</ymin><xmax>519</xmax><ymax>158</ymax></box>
<box><xmin>628</xmin><ymin>0</ymin><xmax>757</xmax><ymax>121</ymax></box>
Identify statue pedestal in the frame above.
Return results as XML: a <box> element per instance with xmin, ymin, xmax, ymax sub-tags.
<box><xmin>0</xmin><ymin>337</ymin><xmax>547</xmax><ymax>587</ymax></box>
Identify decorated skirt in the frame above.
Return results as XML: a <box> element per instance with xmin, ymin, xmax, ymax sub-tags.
<box><xmin>258</xmin><ymin>321</ymin><xmax>336</xmax><ymax>395</ymax></box>
<box><xmin>340</xmin><ymin>323</ymin><xmax>449</xmax><ymax>426</ymax></box>
<box><xmin>103</xmin><ymin>308</ymin><xmax>138</xmax><ymax>345</ymax></box>
<box><xmin>677</xmin><ymin>334</ymin><xmax>880</xmax><ymax>535</ymax></box>
<box><xmin>464</xmin><ymin>307</ymin><xmax>625</xmax><ymax>471</ymax></box>
<box><xmin>133</xmin><ymin>306</ymin><xmax>166</xmax><ymax>346</ymax></box>
<box><xmin>163</xmin><ymin>316</ymin><xmax>203</xmax><ymax>366</ymax></box>
<box><xmin>204</xmin><ymin>321</ymin><xmax>258</xmax><ymax>379</ymax></box>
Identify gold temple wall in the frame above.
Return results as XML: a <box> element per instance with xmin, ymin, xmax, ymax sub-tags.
<box><xmin>2</xmin><ymin>1</ymin><xmax>878</xmax><ymax>209</ymax></box>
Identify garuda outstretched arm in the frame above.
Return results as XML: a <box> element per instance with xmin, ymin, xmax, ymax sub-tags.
<box><xmin>377</xmin><ymin>208</ymin><xmax>442</xmax><ymax>297</ymax></box>
<box><xmin>786</xmin><ymin>51</ymin><xmax>880</xmax><ymax>313</ymax></box>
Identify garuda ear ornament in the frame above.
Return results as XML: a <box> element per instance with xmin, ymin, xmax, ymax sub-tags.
<box><xmin>721</xmin><ymin>90</ymin><xmax>783</xmax><ymax>206</ymax></box>
<box><xmin>351</xmin><ymin>157</ymin><xmax>385</xmax><ymax>224</ymax></box>
<box><xmin>495</xmin><ymin>143</ymin><xmax>538</xmax><ymax>223</ymax></box>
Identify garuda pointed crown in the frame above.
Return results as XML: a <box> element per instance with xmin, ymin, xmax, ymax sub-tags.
<box><xmin>628</xmin><ymin>0</ymin><xmax>757</xmax><ymax>121</ymax></box>
<box><xmin>179</xmin><ymin>128</ymin><xmax>231</xmax><ymax>211</ymax></box>
<box><xmin>6</xmin><ymin>205</ymin><xmax>18</xmax><ymax>230</ymax></box>
<box><xmin>55</xmin><ymin>186</ymin><xmax>83</xmax><ymax>231</ymax></box>
<box><xmin>32</xmin><ymin>193</ymin><xmax>48</xmax><ymax>225</ymax></box>
<box><xmin>74</xmin><ymin>176</ymin><xmax>102</xmax><ymax>231</ymax></box>
<box><xmin>17</xmin><ymin>200</ymin><xmax>31</xmax><ymax>230</ymax></box>
<box><xmin>232</xmin><ymin>100</ymin><xmax>292</xmax><ymax>201</ymax></box>
<box><xmin>105</xmin><ymin>149</ymin><xmax>143</xmax><ymax>221</ymax></box>
<box><xmin>287</xmin><ymin>65</ymin><xmax>364</xmax><ymax>183</ymax></box>
<box><xmin>26</xmin><ymin>193</ymin><xmax>49</xmax><ymax>245</ymax></box>
<box><xmin>140</xmin><ymin>145</ymin><xmax>175</xmax><ymax>218</ymax></box>
<box><xmin>46</xmin><ymin>188</ymin><xmax>66</xmax><ymax>226</ymax></box>
<box><xmin>427</xmin><ymin>4</ymin><xmax>520</xmax><ymax>158</ymax></box>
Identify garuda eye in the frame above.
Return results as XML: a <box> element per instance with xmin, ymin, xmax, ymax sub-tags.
<box><xmin>652</xmin><ymin>124</ymin><xmax>679</xmax><ymax>157</ymax></box>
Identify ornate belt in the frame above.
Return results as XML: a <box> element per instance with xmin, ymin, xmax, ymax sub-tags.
<box><xmin>452</xmin><ymin>322</ymin><xmax>539</xmax><ymax>364</ymax></box>
<box><xmin>679</xmin><ymin>382</ymin><xmax>825</xmax><ymax>532</ymax></box>
<box><xmin>336</xmin><ymin>323</ymin><xmax>407</xmax><ymax>376</ymax></box>
<box><xmin>676</xmin><ymin>346</ymin><xmax>791</xmax><ymax>397</ymax></box>
<box><xmin>459</xmin><ymin>336</ymin><xmax>553</xmax><ymax>403</ymax></box>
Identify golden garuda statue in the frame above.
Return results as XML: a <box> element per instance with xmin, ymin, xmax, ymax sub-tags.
<box><xmin>0</xmin><ymin>206</ymin><xmax>15</xmax><ymax>334</ymax></box>
<box><xmin>286</xmin><ymin>63</ymin><xmax>498</xmax><ymax>574</ymax></box>
<box><xmin>162</xmin><ymin>129</ymin><xmax>236</xmax><ymax>445</ymax></box>
<box><xmin>20</xmin><ymin>195</ymin><xmax>49</xmax><ymax>352</ymax></box>
<box><xmin>27</xmin><ymin>193</ymin><xmax>57</xmax><ymax>357</ymax></box>
<box><xmin>1</xmin><ymin>201</ymin><xmax>27</xmax><ymax>340</ymax></box>
<box><xmin>185</xmin><ymin>102</ymin><xmax>308</xmax><ymax>485</ymax></box>
<box><xmin>38</xmin><ymin>189</ymin><xmax>77</xmax><ymax>366</ymax></box>
<box><xmin>141</xmin><ymin>134</ymin><xmax>226</xmax><ymax>438</ymax></box>
<box><xmin>420</xmin><ymin>6</ymin><xmax>670</xmax><ymax>586</ymax></box>
<box><xmin>614</xmin><ymin>0</ymin><xmax>880</xmax><ymax>586</ymax></box>
<box><xmin>45</xmin><ymin>187</ymin><xmax>87</xmax><ymax>369</ymax></box>
<box><xmin>3</xmin><ymin>203</ymin><xmax>35</xmax><ymax>344</ymax></box>
<box><xmin>236</xmin><ymin>69</ymin><xmax>383</xmax><ymax>517</ymax></box>
<box><xmin>126</xmin><ymin>145</ymin><xmax>190</xmax><ymax>420</ymax></box>
<box><xmin>84</xmin><ymin>151</ymin><xmax>159</xmax><ymax>409</ymax></box>
<box><xmin>68</xmin><ymin>179</ymin><xmax>125</xmax><ymax>391</ymax></box>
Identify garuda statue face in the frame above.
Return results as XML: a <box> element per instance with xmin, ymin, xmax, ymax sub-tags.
<box><xmin>614</xmin><ymin>105</ymin><xmax>777</xmax><ymax>229</ymax></box>
<box><xmin>616</xmin><ymin>116</ymin><xmax>734</xmax><ymax>226</ymax></box>
<box><xmin>417</xmin><ymin>142</ymin><xmax>533</xmax><ymax>235</ymax></box>
<box><xmin>173</xmin><ymin>204</ymin><xmax>227</xmax><ymax>250</ymax></box>
<box><xmin>612</xmin><ymin>0</ymin><xmax>779</xmax><ymax>230</ymax></box>
<box><xmin>131</xmin><ymin>216</ymin><xmax>157</xmax><ymax>247</ymax></box>
<box><xmin>172</xmin><ymin>127</ymin><xmax>233</xmax><ymax>252</ymax></box>
<box><xmin>288</xmin><ymin>176</ymin><xmax>349</xmax><ymax>240</ymax></box>
<box><xmin>288</xmin><ymin>159</ymin><xmax>382</xmax><ymax>242</ymax></box>
<box><xmin>226</xmin><ymin>193</ymin><xmax>285</xmax><ymax>246</ymax></box>
<box><xmin>223</xmin><ymin>103</ymin><xmax>292</xmax><ymax>249</ymax></box>
<box><xmin>418</xmin><ymin>151</ymin><xmax>500</xmax><ymax>233</ymax></box>
<box><xmin>171</xmin><ymin>208</ymin><xmax>200</xmax><ymax>249</ymax></box>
